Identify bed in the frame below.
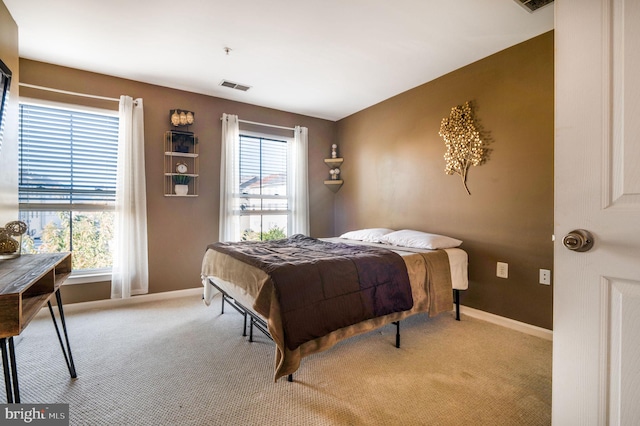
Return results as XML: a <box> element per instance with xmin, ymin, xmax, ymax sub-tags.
<box><xmin>200</xmin><ymin>230</ymin><xmax>468</xmax><ymax>381</ymax></box>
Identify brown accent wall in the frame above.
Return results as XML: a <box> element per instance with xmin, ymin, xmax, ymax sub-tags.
<box><xmin>19</xmin><ymin>59</ymin><xmax>336</xmax><ymax>304</ymax></box>
<box><xmin>335</xmin><ymin>32</ymin><xmax>554</xmax><ymax>329</ymax></box>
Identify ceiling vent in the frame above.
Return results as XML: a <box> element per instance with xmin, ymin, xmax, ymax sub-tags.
<box><xmin>513</xmin><ymin>0</ymin><xmax>553</xmax><ymax>12</ymax></box>
<box><xmin>219</xmin><ymin>80</ymin><xmax>251</xmax><ymax>92</ymax></box>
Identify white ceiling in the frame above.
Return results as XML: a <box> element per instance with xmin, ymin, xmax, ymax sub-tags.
<box><xmin>4</xmin><ymin>0</ymin><xmax>553</xmax><ymax>121</ymax></box>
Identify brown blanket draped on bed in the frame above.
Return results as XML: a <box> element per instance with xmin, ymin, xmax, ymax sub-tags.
<box><xmin>420</xmin><ymin>250</ymin><xmax>453</xmax><ymax>316</ymax></box>
<box><xmin>207</xmin><ymin>235</ymin><xmax>413</xmax><ymax>350</ymax></box>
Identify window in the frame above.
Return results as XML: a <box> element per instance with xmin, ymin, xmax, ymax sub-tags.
<box><xmin>219</xmin><ymin>115</ymin><xmax>308</xmax><ymax>242</ymax></box>
<box><xmin>236</xmin><ymin>134</ymin><xmax>289</xmax><ymax>241</ymax></box>
<box><xmin>18</xmin><ymin>102</ymin><xmax>119</xmax><ymax>274</ymax></box>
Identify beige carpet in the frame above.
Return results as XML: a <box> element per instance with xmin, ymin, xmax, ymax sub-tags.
<box><xmin>5</xmin><ymin>294</ymin><xmax>551</xmax><ymax>425</ymax></box>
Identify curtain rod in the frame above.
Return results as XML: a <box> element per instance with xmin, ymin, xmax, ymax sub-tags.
<box><xmin>19</xmin><ymin>83</ymin><xmax>122</xmax><ymax>103</ymax></box>
<box><xmin>234</xmin><ymin>118</ymin><xmax>295</xmax><ymax>132</ymax></box>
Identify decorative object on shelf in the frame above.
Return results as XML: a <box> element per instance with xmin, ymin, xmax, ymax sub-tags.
<box><xmin>439</xmin><ymin>101</ymin><xmax>488</xmax><ymax>195</ymax></box>
<box><xmin>175</xmin><ymin>162</ymin><xmax>188</xmax><ymax>174</ymax></box>
<box><xmin>170</xmin><ymin>109</ymin><xmax>195</xmax><ymax>129</ymax></box>
<box><xmin>329</xmin><ymin>168</ymin><xmax>341</xmax><ymax>180</ymax></box>
<box><xmin>172</xmin><ymin>174</ymin><xmax>191</xmax><ymax>196</ymax></box>
<box><xmin>168</xmin><ymin>130</ymin><xmax>196</xmax><ymax>153</ymax></box>
<box><xmin>0</xmin><ymin>220</ymin><xmax>28</xmax><ymax>259</ymax></box>
<box><xmin>331</xmin><ymin>144</ymin><xmax>338</xmax><ymax>159</ymax></box>
<box><xmin>170</xmin><ymin>110</ymin><xmax>180</xmax><ymax>126</ymax></box>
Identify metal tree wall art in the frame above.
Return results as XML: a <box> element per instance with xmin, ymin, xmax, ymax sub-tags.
<box><xmin>439</xmin><ymin>101</ymin><xmax>487</xmax><ymax>195</ymax></box>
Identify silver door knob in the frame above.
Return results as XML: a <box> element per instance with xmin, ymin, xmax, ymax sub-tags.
<box><xmin>562</xmin><ymin>229</ymin><xmax>594</xmax><ymax>252</ymax></box>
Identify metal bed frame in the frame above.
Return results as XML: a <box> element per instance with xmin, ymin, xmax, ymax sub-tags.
<box><xmin>207</xmin><ymin>279</ymin><xmax>462</xmax><ymax>382</ymax></box>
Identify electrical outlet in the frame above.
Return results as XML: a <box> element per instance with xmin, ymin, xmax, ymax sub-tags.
<box><xmin>497</xmin><ymin>262</ymin><xmax>508</xmax><ymax>279</ymax></box>
<box><xmin>539</xmin><ymin>269</ymin><xmax>551</xmax><ymax>285</ymax></box>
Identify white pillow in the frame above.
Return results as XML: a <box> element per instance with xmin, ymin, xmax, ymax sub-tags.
<box><xmin>339</xmin><ymin>228</ymin><xmax>395</xmax><ymax>243</ymax></box>
<box><xmin>379</xmin><ymin>229</ymin><xmax>462</xmax><ymax>249</ymax></box>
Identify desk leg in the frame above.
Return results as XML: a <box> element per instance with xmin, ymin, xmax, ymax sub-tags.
<box><xmin>47</xmin><ymin>290</ymin><xmax>77</xmax><ymax>379</ymax></box>
<box><xmin>1</xmin><ymin>337</ymin><xmax>20</xmax><ymax>403</ymax></box>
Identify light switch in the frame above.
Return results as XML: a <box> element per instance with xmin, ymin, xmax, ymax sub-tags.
<box><xmin>497</xmin><ymin>262</ymin><xmax>508</xmax><ymax>279</ymax></box>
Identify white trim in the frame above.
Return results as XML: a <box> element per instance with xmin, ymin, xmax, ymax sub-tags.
<box><xmin>36</xmin><ymin>288</ymin><xmax>552</xmax><ymax>342</ymax></box>
<box><xmin>221</xmin><ymin>116</ymin><xmax>295</xmax><ymax>132</ymax></box>
<box><xmin>19</xmin><ymin>96</ymin><xmax>119</xmax><ymax>115</ymax></box>
<box><xmin>64</xmin><ymin>272</ymin><xmax>112</xmax><ymax>285</ymax></box>
<box><xmin>459</xmin><ymin>305</ymin><xmax>553</xmax><ymax>341</ymax></box>
<box><xmin>36</xmin><ymin>287</ymin><xmax>203</xmax><ymax>318</ymax></box>
<box><xmin>239</xmin><ymin>119</ymin><xmax>295</xmax><ymax>132</ymax></box>
<box><xmin>18</xmin><ymin>83</ymin><xmax>123</xmax><ymax>103</ymax></box>
<box><xmin>240</xmin><ymin>129</ymin><xmax>294</xmax><ymax>143</ymax></box>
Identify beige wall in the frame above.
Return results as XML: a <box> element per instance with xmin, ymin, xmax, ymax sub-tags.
<box><xmin>18</xmin><ymin>59</ymin><xmax>337</xmax><ymax>303</ymax></box>
<box><xmin>0</xmin><ymin>2</ymin><xmax>19</xmax><ymax>224</ymax></box>
<box><xmin>335</xmin><ymin>32</ymin><xmax>554</xmax><ymax>329</ymax></box>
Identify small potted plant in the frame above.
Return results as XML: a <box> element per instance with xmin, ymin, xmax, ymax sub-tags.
<box><xmin>172</xmin><ymin>174</ymin><xmax>191</xmax><ymax>195</ymax></box>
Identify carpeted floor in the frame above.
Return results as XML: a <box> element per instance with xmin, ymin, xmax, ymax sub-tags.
<box><xmin>5</xmin><ymin>294</ymin><xmax>551</xmax><ymax>425</ymax></box>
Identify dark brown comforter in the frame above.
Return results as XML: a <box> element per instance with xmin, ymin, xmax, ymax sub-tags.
<box><xmin>207</xmin><ymin>234</ymin><xmax>413</xmax><ymax>350</ymax></box>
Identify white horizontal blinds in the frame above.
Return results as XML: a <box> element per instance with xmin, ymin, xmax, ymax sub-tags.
<box><xmin>237</xmin><ymin>135</ymin><xmax>288</xmax><ymax>213</ymax></box>
<box><xmin>18</xmin><ymin>104</ymin><xmax>119</xmax><ymax>208</ymax></box>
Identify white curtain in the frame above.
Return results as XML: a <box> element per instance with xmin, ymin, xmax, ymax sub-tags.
<box><xmin>289</xmin><ymin>126</ymin><xmax>309</xmax><ymax>235</ymax></box>
<box><xmin>111</xmin><ymin>96</ymin><xmax>149</xmax><ymax>298</ymax></box>
<box><xmin>219</xmin><ymin>113</ymin><xmax>240</xmax><ymax>242</ymax></box>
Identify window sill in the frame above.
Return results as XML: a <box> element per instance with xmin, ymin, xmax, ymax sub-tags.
<box><xmin>65</xmin><ymin>271</ymin><xmax>111</xmax><ymax>285</ymax></box>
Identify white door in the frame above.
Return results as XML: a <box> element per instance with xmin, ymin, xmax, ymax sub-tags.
<box><xmin>554</xmin><ymin>0</ymin><xmax>640</xmax><ymax>424</ymax></box>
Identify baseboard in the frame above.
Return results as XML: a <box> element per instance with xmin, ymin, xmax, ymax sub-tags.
<box><xmin>459</xmin><ymin>305</ymin><xmax>553</xmax><ymax>341</ymax></box>
<box><xmin>37</xmin><ymin>289</ymin><xmax>552</xmax><ymax>341</ymax></box>
<box><xmin>36</xmin><ymin>287</ymin><xmax>203</xmax><ymax>317</ymax></box>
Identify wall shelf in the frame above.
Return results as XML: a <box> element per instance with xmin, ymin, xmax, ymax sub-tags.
<box><xmin>324</xmin><ymin>157</ymin><xmax>344</xmax><ymax>191</ymax></box>
<box><xmin>163</xmin><ymin>152</ymin><xmax>198</xmax><ymax>158</ymax></box>
<box><xmin>324</xmin><ymin>158</ymin><xmax>344</xmax><ymax>168</ymax></box>
<box><xmin>164</xmin><ymin>131</ymin><xmax>199</xmax><ymax>196</ymax></box>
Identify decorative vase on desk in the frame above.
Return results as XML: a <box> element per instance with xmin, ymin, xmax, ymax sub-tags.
<box><xmin>0</xmin><ymin>220</ymin><xmax>27</xmax><ymax>259</ymax></box>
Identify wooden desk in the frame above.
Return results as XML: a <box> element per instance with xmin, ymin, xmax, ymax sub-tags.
<box><xmin>0</xmin><ymin>253</ymin><xmax>77</xmax><ymax>403</ymax></box>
